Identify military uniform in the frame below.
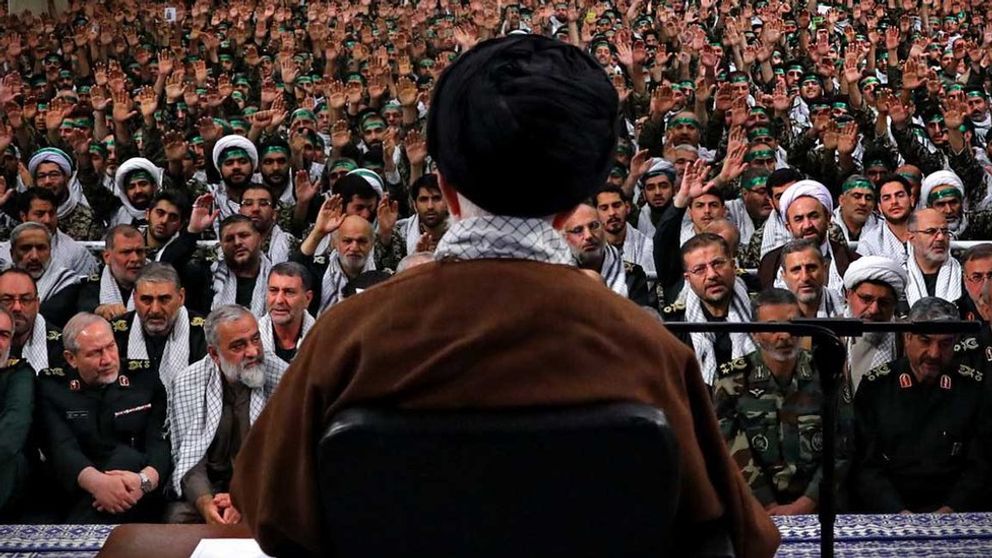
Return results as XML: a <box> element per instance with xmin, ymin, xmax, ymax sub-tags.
<box><xmin>12</xmin><ymin>323</ymin><xmax>68</xmax><ymax>377</ymax></box>
<box><xmin>714</xmin><ymin>351</ymin><xmax>851</xmax><ymax>507</ymax></box>
<box><xmin>661</xmin><ymin>301</ymin><xmax>742</xmax><ymax>376</ymax></box>
<box><xmin>0</xmin><ymin>358</ymin><xmax>35</xmax><ymax>516</ymax></box>
<box><xmin>60</xmin><ymin>205</ymin><xmax>101</xmax><ymax>242</ymax></box>
<box><xmin>111</xmin><ymin>311</ymin><xmax>209</xmax><ymax>391</ymax></box>
<box><xmin>36</xmin><ymin>364</ymin><xmax>171</xmax><ymax>523</ymax></box>
<box><xmin>75</xmin><ymin>269</ymin><xmax>132</xmax><ymax>317</ymax></box>
<box><xmin>853</xmin><ymin>358</ymin><xmax>991</xmax><ymax>513</ymax></box>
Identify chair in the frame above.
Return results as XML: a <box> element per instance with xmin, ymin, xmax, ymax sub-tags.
<box><xmin>317</xmin><ymin>402</ymin><xmax>681</xmax><ymax>558</ymax></box>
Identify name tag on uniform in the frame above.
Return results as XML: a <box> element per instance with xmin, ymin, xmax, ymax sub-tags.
<box><xmin>65</xmin><ymin>410</ymin><xmax>88</xmax><ymax>420</ymax></box>
<box><xmin>114</xmin><ymin>404</ymin><xmax>152</xmax><ymax>418</ymax></box>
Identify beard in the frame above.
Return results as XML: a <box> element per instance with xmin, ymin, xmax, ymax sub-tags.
<box><xmin>758</xmin><ymin>339</ymin><xmax>801</xmax><ymax>362</ymax></box>
<box><xmin>219</xmin><ymin>353</ymin><xmax>265</xmax><ymax>389</ymax></box>
<box><xmin>572</xmin><ymin>244</ymin><xmax>604</xmax><ymax>269</ymax></box>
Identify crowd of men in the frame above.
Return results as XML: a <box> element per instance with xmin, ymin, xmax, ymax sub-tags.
<box><xmin>0</xmin><ymin>0</ymin><xmax>991</xmax><ymax>534</ymax></box>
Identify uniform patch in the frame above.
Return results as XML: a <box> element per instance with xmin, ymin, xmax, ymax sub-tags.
<box><xmin>751</xmin><ymin>434</ymin><xmax>769</xmax><ymax>452</ymax></box>
<box><xmin>118</xmin><ymin>375</ymin><xmax>130</xmax><ymax>387</ymax></box>
<box><xmin>955</xmin><ymin>338</ymin><xmax>979</xmax><ymax>352</ymax></box>
<box><xmin>940</xmin><ymin>375</ymin><xmax>952</xmax><ymax>390</ymax></box>
<box><xmin>114</xmin><ymin>403</ymin><xmax>151</xmax><ymax>418</ymax></box>
<box><xmin>69</xmin><ymin>379</ymin><xmax>80</xmax><ymax>391</ymax></box>
<box><xmin>46</xmin><ymin>330</ymin><xmax>61</xmax><ymax>341</ymax></box>
<box><xmin>111</xmin><ymin>319</ymin><xmax>128</xmax><ymax>332</ymax></box>
<box><xmin>986</xmin><ymin>347</ymin><xmax>992</xmax><ymax>362</ymax></box>
<box><xmin>128</xmin><ymin>360</ymin><xmax>150</xmax><ymax>371</ymax></box>
<box><xmin>66</xmin><ymin>410</ymin><xmax>87</xmax><ymax>419</ymax></box>
<box><xmin>313</xmin><ymin>256</ymin><xmax>326</xmax><ymax>265</ymax></box>
<box><xmin>190</xmin><ymin>317</ymin><xmax>205</xmax><ymax>327</ymax></box>
<box><xmin>899</xmin><ymin>373</ymin><xmax>912</xmax><ymax>389</ymax></box>
<box><xmin>748</xmin><ymin>388</ymin><xmax>765</xmax><ymax>398</ymax></box>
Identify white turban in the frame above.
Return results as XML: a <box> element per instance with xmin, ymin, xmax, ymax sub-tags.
<box><xmin>347</xmin><ymin>168</ymin><xmax>385</xmax><ymax>198</ymax></box>
<box><xmin>212</xmin><ymin>135</ymin><xmax>258</xmax><ymax>172</ymax></box>
<box><xmin>114</xmin><ymin>157</ymin><xmax>162</xmax><ymax>194</ymax></box>
<box><xmin>28</xmin><ymin>147</ymin><xmax>73</xmax><ymax>177</ymax></box>
<box><xmin>920</xmin><ymin>170</ymin><xmax>964</xmax><ymax>207</ymax></box>
<box><xmin>843</xmin><ymin>255</ymin><xmax>908</xmax><ymax>294</ymax></box>
<box><xmin>779</xmin><ymin>179</ymin><xmax>834</xmax><ymax>220</ymax></box>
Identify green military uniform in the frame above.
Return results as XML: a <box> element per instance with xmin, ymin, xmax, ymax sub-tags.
<box><xmin>374</xmin><ymin>224</ymin><xmax>411</xmax><ymax>273</ymax></box>
<box><xmin>59</xmin><ymin>204</ymin><xmax>101</xmax><ymax>242</ymax></box>
<box><xmin>714</xmin><ymin>350</ymin><xmax>850</xmax><ymax>507</ymax></box>
<box><xmin>0</xmin><ymin>357</ymin><xmax>35</xmax><ymax>516</ymax></box>
<box><xmin>36</xmin><ymin>364</ymin><xmax>171</xmax><ymax>523</ymax></box>
<box><xmin>853</xmin><ymin>357</ymin><xmax>991</xmax><ymax>513</ymax></box>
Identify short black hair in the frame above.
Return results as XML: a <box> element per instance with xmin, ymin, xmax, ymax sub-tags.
<box><xmin>334</xmin><ymin>174</ymin><xmax>380</xmax><ymax>205</ymax></box>
<box><xmin>962</xmin><ymin>243</ymin><xmax>992</xmax><ymax>265</ymax></box>
<box><xmin>877</xmin><ymin>174</ymin><xmax>913</xmax><ymax>196</ymax></box>
<box><xmin>594</xmin><ymin>184</ymin><xmax>627</xmax><ymax>206</ymax></box>
<box><xmin>219</xmin><ymin>214</ymin><xmax>257</xmax><ymax>237</ymax></box>
<box><xmin>150</xmin><ymin>189</ymin><xmax>191</xmax><ymax>220</ymax></box>
<box><xmin>751</xmin><ymin>287</ymin><xmax>799</xmax><ymax>317</ymax></box>
<box><xmin>411</xmin><ymin>174</ymin><xmax>441</xmax><ymax>200</ymax></box>
<box><xmin>767</xmin><ymin>167</ymin><xmax>804</xmax><ymax>191</ymax></box>
<box><xmin>680</xmin><ymin>232</ymin><xmax>730</xmax><ymax>266</ymax></box>
<box><xmin>269</xmin><ymin>261</ymin><xmax>313</xmax><ymax>292</ymax></box>
<box><xmin>19</xmin><ymin>187</ymin><xmax>58</xmax><ymax>215</ymax></box>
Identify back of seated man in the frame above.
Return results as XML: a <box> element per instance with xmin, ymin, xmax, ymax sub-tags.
<box><xmin>0</xmin><ymin>307</ymin><xmax>35</xmax><ymax>517</ymax></box>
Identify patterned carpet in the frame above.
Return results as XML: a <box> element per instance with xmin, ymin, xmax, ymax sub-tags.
<box><xmin>775</xmin><ymin>513</ymin><xmax>992</xmax><ymax>557</ymax></box>
<box><xmin>0</xmin><ymin>524</ymin><xmax>113</xmax><ymax>557</ymax></box>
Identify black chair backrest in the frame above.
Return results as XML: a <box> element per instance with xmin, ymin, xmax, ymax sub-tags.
<box><xmin>317</xmin><ymin>402</ymin><xmax>680</xmax><ymax>558</ymax></box>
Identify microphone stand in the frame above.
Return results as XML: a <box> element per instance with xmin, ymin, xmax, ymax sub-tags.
<box><xmin>662</xmin><ymin>319</ymin><xmax>981</xmax><ymax>558</ymax></box>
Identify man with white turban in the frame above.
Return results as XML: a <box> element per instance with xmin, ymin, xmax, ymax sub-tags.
<box><xmin>108</xmin><ymin>158</ymin><xmax>163</xmax><ymax>227</ymax></box>
<box><xmin>23</xmin><ymin>147</ymin><xmax>98</xmax><ymax>240</ymax></box>
<box><xmin>843</xmin><ymin>255</ymin><xmax>908</xmax><ymax>392</ymax></box>
<box><xmin>633</xmin><ymin>158</ymin><xmax>677</xmax><ymax>238</ymax></box>
<box><xmin>209</xmin><ymin>135</ymin><xmax>259</xmax><ymax>221</ymax></box>
<box><xmin>758</xmin><ymin>179</ymin><xmax>860</xmax><ymax>291</ymax></box>
<box><xmin>920</xmin><ymin>170</ymin><xmax>968</xmax><ymax>237</ymax></box>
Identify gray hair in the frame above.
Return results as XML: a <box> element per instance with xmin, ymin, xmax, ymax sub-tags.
<box><xmin>135</xmin><ymin>262</ymin><xmax>182</xmax><ymax>290</ymax></box>
<box><xmin>397</xmin><ymin>252</ymin><xmax>435</xmax><ymax>273</ymax></box>
<box><xmin>204</xmin><ymin>304</ymin><xmax>253</xmax><ymax>349</ymax></box>
<box><xmin>10</xmin><ymin>222</ymin><xmax>51</xmax><ymax>248</ymax></box>
<box><xmin>63</xmin><ymin>312</ymin><xmax>110</xmax><ymax>353</ymax></box>
<box><xmin>907</xmin><ymin>297</ymin><xmax>959</xmax><ymax>322</ymax></box>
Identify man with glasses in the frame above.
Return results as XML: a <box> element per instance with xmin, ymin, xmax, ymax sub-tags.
<box><xmin>0</xmin><ymin>268</ymin><xmax>68</xmax><ymax>377</ymax></box>
<box><xmin>957</xmin><ymin>244</ymin><xmax>992</xmax><ymax>322</ymax></box>
<box><xmin>239</xmin><ymin>184</ymin><xmax>297</xmax><ymax>265</ymax></box>
<box><xmin>905</xmin><ymin>209</ymin><xmax>961</xmax><ymax>306</ymax></box>
<box><xmin>562</xmin><ymin>203</ymin><xmax>651</xmax><ymax>307</ymax></box>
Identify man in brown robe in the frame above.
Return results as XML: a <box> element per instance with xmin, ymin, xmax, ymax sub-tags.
<box><xmin>232</xmin><ymin>35</ymin><xmax>779</xmax><ymax>558</ymax></box>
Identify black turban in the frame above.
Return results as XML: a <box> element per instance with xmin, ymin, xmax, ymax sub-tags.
<box><xmin>427</xmin><ymin>35</ymin><xmax>618</xmax><ymax>218</ymax></box>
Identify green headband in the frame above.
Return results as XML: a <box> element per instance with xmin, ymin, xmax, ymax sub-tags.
<box><xmin>843</xmin><ymin>178</ymin><xmax>874</xmax><ymax>192</ymax></box>
<box><xmin>750</xmin><ymin>106</ymin><xmax>769</xmax><ymax>115</ymax></box>
<box><xmin>967</xmin><ymin>90</ymin><xmax>986</xmax><ymax>98</ymax></box>
<box><xmin>127</xmin><ymin>169</ymin><xmax>154</xmax><ymax>184</ymax></box>
<box><xmin>787</xmin><ymin>64</ymin><xmax>804</xmax><ymax>73</ymax></box>
<box><xmin>865</xmin><ymin>159</ymin><xmax>889</xmax><ymax>169</ymax></box>
<box><xmin>745</xmin><ymin>149</ymin><xmax>775</xmax><ymax>161</ymax></box>
<box><xmin>89</xmin><ymin>143</ymin><xmax>108</xmax><ymax>156</ymax></box>
<box><xmin>330</xmin><ymin>159</ymin><xmax>358</xmax><ymax>172</ymax></box>
<box><xmin>670</xmin><ymin>116</ymin><xmax>700</xmax><ymax>129</ymax></box>
<box><xmin>730</xmin><ymin>74</ymin><xmax>749</xmax><ymax>84</ymax></box>
<box><xmin>742</xmin><ymin>175</ymin><xmax>768</xmax><ymax>190</ymax></box>
<box><xmin>860</xmin><ymin>77</ymin><xmax>880</xmax><ymax>87</ymax></box>
<box><xmin>291</xmin><ymin>109</ymin><xmax>316</xmax><ymax>122</ymax></box>
<box><xmin>928</xmin><ymin>186</ymin><xmax>962</xmax><ymax>204</ymax></box>
<box><xmin>948</xmin><ymin>84</ymin><xmax>964</xmax><ymax>92</ymax></box>
<box><xmin>801</xmin><ymin>75</ymin><xmax>820</xmax><ymax>85</ymax></box>
<box><xmin>748</xmin><ymin>127</ymin><xmax>772</xmax><ymax>139</ymax></box>
<box><xmin>220</xmin><ymin>147</ymin><xmax>250</xmax><ymax>163</ymax></box>
<box><xmin>262</xmin><ymin>145</ymin><xmax>290</xmax><ymax>156</ymax></box>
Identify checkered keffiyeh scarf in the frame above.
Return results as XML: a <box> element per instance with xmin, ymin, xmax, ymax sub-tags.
<box><xmin>128</xmin><ymin>307</ymin><xmax>191</xmax><ymax>394</ymax></box>
<box><xmin>905</xmin><ymin>243</ymin><xmax>962</xmax><ymax>306</ymax></box>
<box><xmin>434</xmin><ymin>216</ymin><xmax>573</xmax><ymax>265</ymax></box>
<box><xmin>21</xmin><ymin>315</ymin><xmax>49</xmax><ymax>374</ymax></box>
<box><xmin>211</xmin><ymin>256</ymin><xmax>271</xmax><ymax>317</ymax></box>
<box><xmin>169</xmin><ymin>354</ymin><xmax>287</xmax><ymax>496</ymax></box>
<box><xmin>36</xmin><ymin>264</ymin><xmax>80</xmax><ymax>303</ymax></box>
<box><xmin>266</xmin><ymin>224</ymin><xmax>294</xmax><ymax>265</ymax></box>
<box><xmin>598</xmin><ymin>244</ymin><xmax>628</xmax><ymax>298</ymax></box>
<box><xmin>683</xmin><ymin>277</ymin><xmax>756</xmax><ymax>385</ymax></box>
<box><xmin>817</xmin><ymin>287</ymin><xmax>846</xmax><ymax>318</ymax></box>
<box><xmin>760</xmin><ymin>210</ymin><xmax>792</xmax><ymax>258</ymax></box>
<box><xmin>99</xmin><ymin>265</ymin><xmax>135</xmax><ymax>311</ymax></box>
<box><xmin>857</xmin><ymin>221</ymin><xmax>908</xmax><ymax>266</ymax></box>
<box><xmin>258</xmin><ymin>311</ymin><xmax>315</xmax><ymax>362</ymax></box>
<box><xmin>318</xmin><ymin>250</ymin><xmax>376</xmax><ymax>314</ymax></box>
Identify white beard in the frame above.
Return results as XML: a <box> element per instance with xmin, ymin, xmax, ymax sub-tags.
<box><xmin>219</xmin><ymin>354</ymin><xmax>265</xmax><ymax>388</ymax></box>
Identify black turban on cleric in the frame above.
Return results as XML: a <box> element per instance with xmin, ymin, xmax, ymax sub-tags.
<box><xmin>427</xmin><ymin>34</ymin><xmax>619</xmax><ymax>218</ymax></box>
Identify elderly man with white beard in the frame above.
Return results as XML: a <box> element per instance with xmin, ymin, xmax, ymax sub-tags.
<box><xmin>779</xmin><ymin>239</ymin><xmax>846</xmax><ymax>318</ymax></box>
<box><xmin>167</xmin><ymin>305</ymin><xmax>287</xmax><ymax>524</ymax></box>
<box><xmin>9</xmin><ymin>222</ymin><xmax>82</xmax><ymax>328</ymax></box>
<box><xmin>258</xmin><ymin>262</ymin><xmax>315</xmax><ymax>364</ymax></box>
<box><xmin>843</xmin><ymin>256</ymin><xmax>908</xmax><ymax>393</ymax></box>
<box><xmin>905</xmin><ymin>209</ymin><xmax>962</xmax><ymax>306</ymax></box>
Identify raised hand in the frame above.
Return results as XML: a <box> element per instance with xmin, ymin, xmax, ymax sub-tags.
<box><xmin>112</xmin><ymin>88</ymin><xmax>136</xmax><ymax>123</ymax></box>
<box><xmin>294</xmin><ymin>169</ymin><xmax>318</xmax><ymax>205</ymax></box>
<box><xmin>675</xmin><ymin>158</ymin><xmax>715</xmax><ymax>207</ymax></box>
<box><xmin>943</xmin><ymin>98</ymin><xmax>967</xmax><ymax>130</ymax></box>
<box><xmin>135</xmin><ymin>86</ymin><xmax>159</xmax><ymax>118</ymax></box>
<box><xmin>376</xmin><ymin>194</ymin><xmax>399</xmax><ymax>239</ymax></box>
<box><xmin>650</xmin><ymin>84</ymin><xmax>676</xmax><ymax>117</ymax></box>
<box><xmin>397</xmin><ymin>76</ymin><xmax>418</xmax><ymax>107</ymax></box>
<box><xmin>330</xmin><ymin>120</ymin><xmax>351</xmax><ymax>149</ymax></box>
<box><xmin>188</xmin><ymin>194</ymin><xmax>220</xmax><ymax>234</ymax></box>
<box><xmin>163</xmin><ymin>131</ymin><xmax>188</xmax><ymax>162</ymax></box>
<box><xmin>314</xmin><ymin>194</ymin><xmax>345</xmax><ymax>236</ymax></box>
<box><xmin>404</xmin><ymin>129</ymin><xmax>428</xmax><ymax>167</ymax></box>
<box><xmin>837</xmin><ymin>122</ymin><xmax>859</xmax><ymax>155</ymax></box>
<box><xmin>196</xmin><ymin>115</ymin><xmax>222</xmax><ymax>142</ymax></box>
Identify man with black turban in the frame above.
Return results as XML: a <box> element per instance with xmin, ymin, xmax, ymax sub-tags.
<box><xmin>231</xmin><ymin>35</ymin><xmax>779</xmax><ymax>558</ymax></box>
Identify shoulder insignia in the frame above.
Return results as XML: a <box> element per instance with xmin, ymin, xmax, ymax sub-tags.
<box><xmin>841</xmin><ymin>381</ymin><xmax>853</xmax><ymax>404</ymax></box>
<box><xmin>957</xmin><ymin>364</ymin><xmax>983</xmax><ymax>382</ymax></box>
<box><xmin>313</xmin><ymin>255</ymin><xmax>326</xmax><ymax>265</ymax></box>
<box><xmin>88</xmin><ymin>273</ymin><xmax>100</xmax><ymax>282</ymax></box>
<box><xmin>46</xmin><ymin>330</ymin><xmax>61</xmax><ymax>341</ymax></box>
<box><xmin>940</xmin><ymin>374</ymin><xmax>952</xmax><ymax>390</ymax></box>
<box><xmin>732</xmin><ymin>357</ymin><xmax>747</xmax><ymax>370</ymax></box>
<box><xmin>899</xmin><ymin>373</ymin><xmax>912</xmax><ymax>389</ymax></box>
<box><xmin>69</xmin><ymin>379</ymin><xmax>80</xmax><ymax>391</ymax></box>
<box><xmin>748</xmin><ymin>388</ymin><xmax>765</xmax><ymax>398</ymax></box>
<box><xmin>955</xmin><ymin>337</ymin><xmax>980</xmax><ymax>353</ymax></box>
<box><xmin>5</xmin><ymin>358</ymin><xmax>18</xmax><ymax>367</ymax></box>
<box><xmin>190</xmin><ymin>317</ymin><xmax>205</xmax><ymax>327</ymax></box>
<box><xmin>118</xmin><ymin>374</ymin><xmax>130</xmax><ymax>387</ymax></box>
<box><xmin>986</xmin><ymin>347</ymin><xmax>992</xmax><ymax>362</ymax></box>
<box><xmin>750</xmin><ymin>433</ymin><xmax>770</xmax><ymax>452</ymax></box>
<box><xmin>127</xmin><ymin>360</ymin><xmax>150</xmax><ymax>371</ymax></box>
<box><xmin>623</xmin><ymin>261</ymin><xmax>635</xmax><ymax>272</ymax></box>
<box><xmin>111</xmin><ymin>319</ymin><xmax>128</xmax><ymax>333</ymax></box>
<box><xmin>41</xmin><ymin>367</ymin><xmax>64</xmax><ymax>377</ymax></box>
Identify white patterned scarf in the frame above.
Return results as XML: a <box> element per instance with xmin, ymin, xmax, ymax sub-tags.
<box><xmin>128</xmin><ymin>307</ymin><xmax>191</xmax><ymax>394</ymax></box>
<box><xmin>258</xmin><ymin>311</ymin><xmax>315</xmax><ymax>362</ymax></box>
<box><xmin>683</xmin><ymin>277</ymin><xmax>756</xmax><ymax>385</ymax></box>
<box><xmin>622</xmin><ymin>224</ymin><xmax>656</xmax><ymax>280</ymax></box>
<box><xmin>211</xmin><ymin>255</ymin><xmax>271</xmax><ymax>316</ymax></box>
<box><xmin>56</xmin><ymin>175</ymin><xmax>91</xmax><ymax>220</ymax></box>
<box><xmin>266</xmin><ymin>224</ymin><xmax>293</xmax><ymax>265</ymax></box>
<box><xmin>597</xmin><ymin>244</ymin><xmax>628</xmax><ymax>298</ymax></box>
<box><xmin>832</xmin><ymin>207</ymin><xmax>879</xmax><ymax>242</ymax></box>
<box><xmin>857</xmin><ymin>221</ymin><xmax>908</xmax><ymax>266</ymax></box>
<box><xmin>319</xmin><ymin>250</ymin><xmax>376</xmax><ymax>313</ymax></box>
<box><xmin>817</xmin><ymin>287</ymin><xmax>847</xmax><ymax>318</ymax></box>
<box><xmin>905</xmin><ymin>243</ymin><xmax>962</xmax><ymax>306</ymax></box>
<box><xmin>760</xmin><ymin>209</ymin><xmax>791</xmax><ymax>258</ymax></box>
<box><xmin>169</xmin><ymin>353</ymin><xmax>287</xmax><ymax>496</ymax></box>
<box><xmin>434</xmin><ymin>216</ymin><xmax>573</xmax><ymax>265</ymax></box>
<box><xmin>99</xmin><ymin>265</ymin><xmax>135</xmax><ymax>311</ymax></box>
<box><xmin>36</xmin><ymin>264</ymin><xmax>80</xmax><ymax>303</ymax></box>
<box><xmin>21</xmin><ymin>315</ymin><xmax>49</xmax><ymax>374</ymax></box>
<box><xmin>727</xmin><ymin>199</ymin><xmax>757</xmax><ymax>246</ymax></box>
<box><xmin>845</xmin><ymin>306</ymin><xmax>898</xmax><ymax>387</ymax></box>
<box><xmin>636</xmin><ymin>204</ymin><xmax>658</xmax><ymax>238</ymax></box>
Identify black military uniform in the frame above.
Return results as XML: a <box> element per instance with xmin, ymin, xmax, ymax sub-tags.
<box><xmin>853</xmin><ymin>357</ymin><xmax>991</xmax><ymax>513</ymax></box>
<box><xmin>36</xmin><ymin>365</ymin><xmax>171</xmax><ymax>523</ymax></box>
<box><xmin>0</xmin><ymin>357</ymin><xmax>35</xmax><ymax>517</ymax></box>
<box><xmin>661</xmin><ymin>300</ymin><xmax>735</xmax><ymax>372</ymax></box>
<box><xmin>11</xmin><ymin>322</ymin><xmax>68</xmax><ymax>376</ymax></box>
<box><xmin>75</xmin><ymin>268</ymin><xmax>134</xmax><ymax>317</ymax></box>
<box><xmin>110</xmin><ymin>310</ymin><xmax>209</xmax><ymax>390</ymax></box>
<box><xmin>39</xmin><ymin>281</ymin><xmax>83</xmax><ymax>329</ymax></box>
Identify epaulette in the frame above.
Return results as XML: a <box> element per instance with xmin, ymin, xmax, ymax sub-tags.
<box><xmin>46</xmin><ymin>329</ymin><xmax>61</xmax><ymax>341</ymax></box>
<box><xmin>111</xmin><ymin>319</ymin><xmax>129</xmax><ymax>333</ymax></box>
<box><xmin>957</xmin><ymin>363</ymin><xmax>984</xmax><ymax>382</ymax></box>
<box><xmin>955</xmin><ymin>337</ymin><xmax>980</xmax><ymax>353</ymax></box>
<box><xmin>863</xmin><ymin>363</ymin><xmax>892</xmax><ymax>383</ymax></box>
<box><xmin>313</xmin><ymin>255</ymin><xmax>327</xmax><ymax>265</ymax></box>
<box><xmin>5</xmin><ymin>358</ymin><xmax>19</xmax><ymax>368</ymax></box>
<box><xmin>190</xmin><ymin>317</ymin><xmax>205</xmax><ymax>327</ymax></box>
<box><xmin>127</xmin><ymin>360</ymin><xmax>150</xmax><ymax>371</ymax></box>
<box><xmin>662</xmin><ymin>301</ymin><xmax>685</xmax><ymax>315</ymax></box>
<box><xmin>88</xmin><ymin>273</ymin><xmax>100</xmax><ymax>282</ymax></box>
<box><xmin>717</xmin><ymin>357</ymin><xmax>748</xmax><ymax>378</ymax></box>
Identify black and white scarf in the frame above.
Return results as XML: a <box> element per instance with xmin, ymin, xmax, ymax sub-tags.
<box><xmin>258</xmin><ymin>311</ymin><xmax>316</xmax><ymax>362</ymax></box>
<box><xmin>817</xmin><ymin>287</ymin><xmax>846</xmax><ymax>317</ymax></box>
<box><xmin>434</xmin><ymin>215</ymin><xmax>573</xmax><ymax>265</ymax></box>
<box><xmin>598</xmin><ymin>244</ymin><xmax>628</xmax><ymax>298</ymax></box>
<box><xmin>760</xmin><ymin>210</ymin><xmax>791</xmax><ymax>258</ymax></box>
<box><xmin>265</xmin><ymin>224</ymin><xmax>294</xmax><ymax>265</ymax></box>
<box><xmin>36</xmin><ymin>264</ymin><xmax>80</xmax><ymax>303</ymax></box>
<box><xmin>905</xmin><ymin>243</ymin><xmax>962</xmax><ymax>306</ymax></box>
<box><xmin>21</xmin><ymin>315</ymin><xmax>50</xmax><ymax>374</ymax></box>
<box><xmin>622</xmin><ymin>224</ymin><xmax>656</xmax><ymax>280</ymax></box>
<box><xmin>128</xmin><ymin>307</ymin><xmax>191</xmax><ymax>393</ymax></box>
<box><xmin>318</xmin><ymin>251</ymin><xmax>376</xmax><ymax>313</ymax></box>
<box><xmin>683</xmin><ymin>277</ymin><xmax>756</xmax><ymax>385</ymax></box>
<box><xmin>98</xmin><ymin>266</ymin><xmax>135</xmax><ymax>311</ymax></box>
<box><xmin>857</xmin><ymin>221</ymin><xmax>908</xmax><ymax>266</ymax></box>
<box><xmin>211</xmin><ymin>256</ymin><xmax>271</xmax><ymax>316</ymax></box>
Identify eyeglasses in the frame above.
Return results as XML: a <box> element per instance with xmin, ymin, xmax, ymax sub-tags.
<box><xmin>910</xmin><ymin>227</ymin><xmax>951</xmax><ymax>238</ymax></box>
<box><xmin>0</xmin><ymin>294</ymin><xmax>38</xmax><ymax>306</ymax></box>
<box><xmin>687</xmin><ymin>257</ymin><xmax>732</xmax><ymax>277</ymax></box>
<box><xmin>34</xmin><ymin>171</ymin><xmax>64</xmax><ymax>181</ymax></box>
<box><xmin>564</xmin><ymin>221</ymin><xmax>602</xmax><ymax>236</ymax></box>
<box><xmin>966</xmin><ymin>271</ymin><xmax>992</xmax><ymax>284</ymax></box>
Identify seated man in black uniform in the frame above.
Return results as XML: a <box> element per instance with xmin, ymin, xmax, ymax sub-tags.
<box><xmin>76</xmin><ymin>225</ymin><xmax>147</xmax><ymax>320</ymax></box>
<box><xmin>854</xmin><ymin>297</ymin><xmax>991</xmax><ymax>513</ymax></box>
<box><xmin>37</xmin><ymin>313</ymin><xmax>170</xmax><ymax>523</ymax></box>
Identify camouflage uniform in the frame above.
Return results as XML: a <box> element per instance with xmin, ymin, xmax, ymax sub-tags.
<box><xmin>373</xmin><ymin>226</ymin><xmax>407</xmax><ymax>273</ymax></box>
<box><xmin>59</xmin><ymin>205</ymin><xmax>100</xmax><ymax>241</ymax></box>
<box><xmin>714</xmin><ymin>350</ymin><xmax>852</xmax><ymax>507</ymax></box>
